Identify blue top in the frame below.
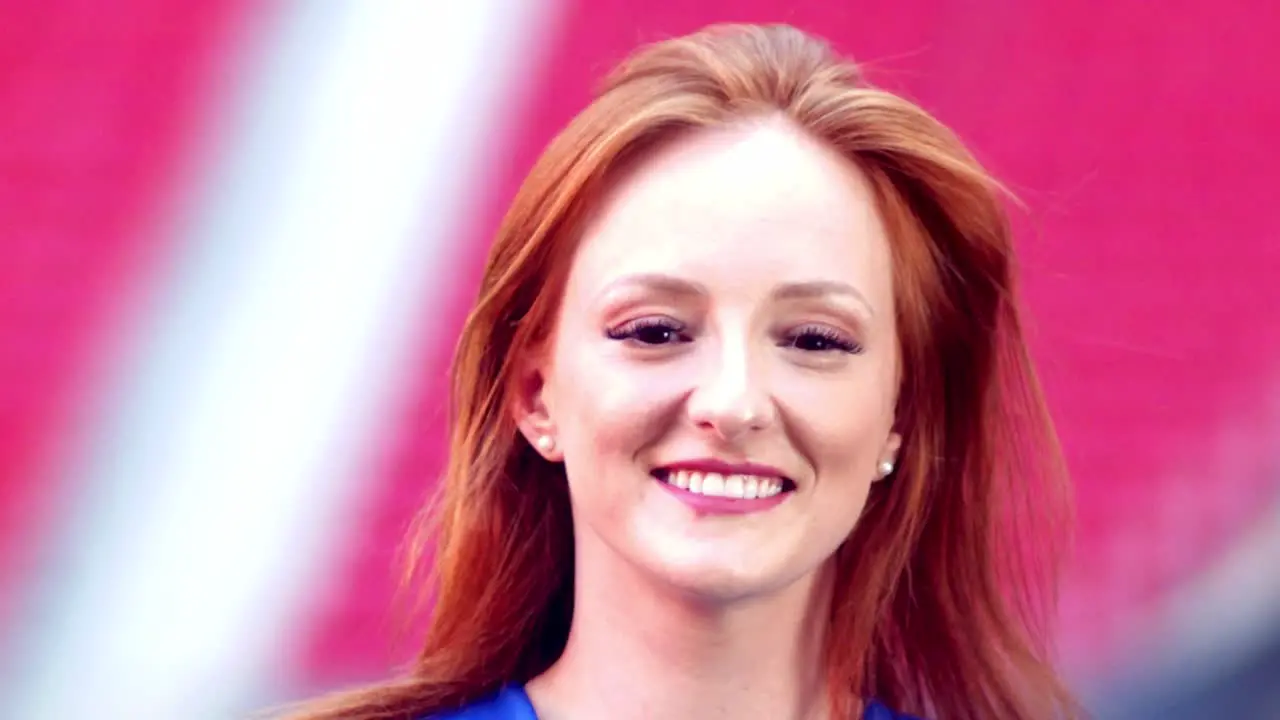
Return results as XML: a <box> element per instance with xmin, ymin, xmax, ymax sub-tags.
<box><xmin>426</xmin><ymin>685</ymin><xmax>919</xmax><ymax>719</ymax></box>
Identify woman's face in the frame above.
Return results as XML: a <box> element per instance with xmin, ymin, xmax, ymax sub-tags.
<box><xmin>519</xmin><ymin>118</ymin><xmax>902</xmax><ymax>602</ymax></box>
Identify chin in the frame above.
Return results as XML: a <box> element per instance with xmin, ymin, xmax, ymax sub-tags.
<box><xmin>645</xmin><ymin>549</ymin><xmax>806</xmax><ymax>605</ymax></box>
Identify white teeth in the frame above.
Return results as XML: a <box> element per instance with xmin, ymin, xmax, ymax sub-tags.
<box><xmin>724</xmin><ymin>475</ymin><xmax>743</xmax><ymax>498</ymax></box>
<box><xmin>664</xmin><ymin>470</ymin><xmax>785</xmax><ymax>499</ymax></box>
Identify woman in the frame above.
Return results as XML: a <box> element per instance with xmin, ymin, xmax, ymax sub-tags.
<box><xmin>286</xmin><ymin>23</ymin><xmax>1077</xmax><ymax>720</ymax></box>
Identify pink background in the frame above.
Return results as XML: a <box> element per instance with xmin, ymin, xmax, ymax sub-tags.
<box><xmin>1</xmin><ymin>0</ymin><xmax>1276</xmax><ymax>716</ymax></box>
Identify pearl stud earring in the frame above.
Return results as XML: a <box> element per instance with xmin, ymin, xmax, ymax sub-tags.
<box><xmin>878</xmin><ymin>460</ymin><xmax>895</xmax><ymax>477</ymax></box>
<box><xmin>536</xmin><ymin>435</ymin><xmax>555</xmax><ymax>453</ymax></box>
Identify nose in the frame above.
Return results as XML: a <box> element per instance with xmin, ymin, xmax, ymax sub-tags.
<box><xmin>686</xmin><ymin>337</ymin><xmax>776</xmax><ymax>443</ymax></box>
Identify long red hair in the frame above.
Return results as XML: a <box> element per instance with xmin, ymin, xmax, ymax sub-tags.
<box><xmin>284</xmin><ymin>23</ymin><xmax>1077</xmax><ymax>720</ymax></box>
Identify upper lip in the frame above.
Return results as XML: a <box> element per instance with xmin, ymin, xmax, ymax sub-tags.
<box><xmin>654</xmin><ymin>458</ymin><xmax>790</xmax><ymax>480</ymax></box>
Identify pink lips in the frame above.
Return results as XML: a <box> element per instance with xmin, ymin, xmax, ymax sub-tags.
<box><xmin>654</xmin><ymin>458</ymin><xmax>793</xmax><ymax>516</ymax></box>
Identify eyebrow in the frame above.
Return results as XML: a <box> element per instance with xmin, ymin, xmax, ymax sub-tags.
<box><xmin>597</xmin><ymin>274</ymin><xmax>874</xmax><ymax>316</ymax></box>
<box><xmin>597</xmin><ymin>273</ymin><xmax>708</xmax><ymax>299</ymax></box>
<box><xmin>771</xmin><ymin>280</ymin><xmax>874</xmax><ymax>317</ymax></box>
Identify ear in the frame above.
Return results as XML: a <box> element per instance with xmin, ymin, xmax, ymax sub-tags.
<box><xmin>510</xmin><ymin>351</ymin><xmax>562</xmax><ymax>462</ymax></box>
<box><xmin>874</xmin><ymin>431</ymin><xmax>903</xmax><ymax>482</ymax></box>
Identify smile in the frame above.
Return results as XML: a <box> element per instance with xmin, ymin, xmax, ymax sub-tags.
<box><xmin>651</xmin><ymin>462</ymin><xmax>795</xmax><ymax>515</ymax></box>
<box><xmin>663</xmin><ymin>469</ymin><xmax>785</xmax><ymax>499</ymax></box>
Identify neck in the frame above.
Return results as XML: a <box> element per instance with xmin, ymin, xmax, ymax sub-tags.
<box><xmin>527</xmin><ymin>536</ymin><xmax>834</xmax><ymax>720</ymax></box>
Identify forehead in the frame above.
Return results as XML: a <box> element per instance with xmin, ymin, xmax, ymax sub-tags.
<box><xmin>566</xmin><ymin>118</ymin><xmax>893</xmax><ymax>301</ymax></box>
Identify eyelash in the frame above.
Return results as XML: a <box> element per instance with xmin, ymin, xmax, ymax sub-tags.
<box><xmin>605</xmin><ymin>318</ymin><xmax>863</xmax><ymax>354</ymax></box>
<box><xmin>783</xmin><ymin>325</ymin><xmax>863</xmax><ymax>355</ymax></box>
<box><xmin>605</xmin><ymin>317</ymin><xmax>690</xmax><ymax>345</ymax></box>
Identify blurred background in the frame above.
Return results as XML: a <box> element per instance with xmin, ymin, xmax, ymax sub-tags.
<box><xmin>0</xmin><ymin>1</ymin><xmax>1277</xmax><ymax>718</ymax></box>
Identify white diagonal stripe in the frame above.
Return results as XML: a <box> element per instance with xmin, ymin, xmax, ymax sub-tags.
<box><xmin>1</xmin><ymin>1</ymin><xmax>555</xmax><ymax>718</ymax></box>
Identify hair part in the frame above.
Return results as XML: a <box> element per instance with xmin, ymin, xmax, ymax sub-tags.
<box><xmin>278</xmin><ymin>23</ymin><xmax>1078</xmax><ymax>720</ymax></box>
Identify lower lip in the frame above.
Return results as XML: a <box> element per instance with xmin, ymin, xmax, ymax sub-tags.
<box><xmin>656</xmin><ymin>478</ymin><xmax>791</xmax><ymax>515</ymax></box>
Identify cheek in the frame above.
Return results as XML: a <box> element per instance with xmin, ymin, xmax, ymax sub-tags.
<box><xmin>794</xmin><ymin>372</ymin><xmax>892</xmax><ymax>541</ymax></box>
<box><xmin>776</xmin><ymin>361</ymin><xmax>897</xmax><ymax>471</ymax></box>
<box><xmin>548</xmin><ymin>343</ymin><xmax>686</xmax><ymax>460</ymax></box>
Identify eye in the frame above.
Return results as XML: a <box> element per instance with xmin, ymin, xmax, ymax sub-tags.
<box><xmin>783</xmin><ymin>325</ymin><xmax>863</xmax><ymax>354</ymax></box>
<box><xmin>606</xmin><ymin>317</ymin><xmax>690</xmax><ymax>346</ymax></box>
